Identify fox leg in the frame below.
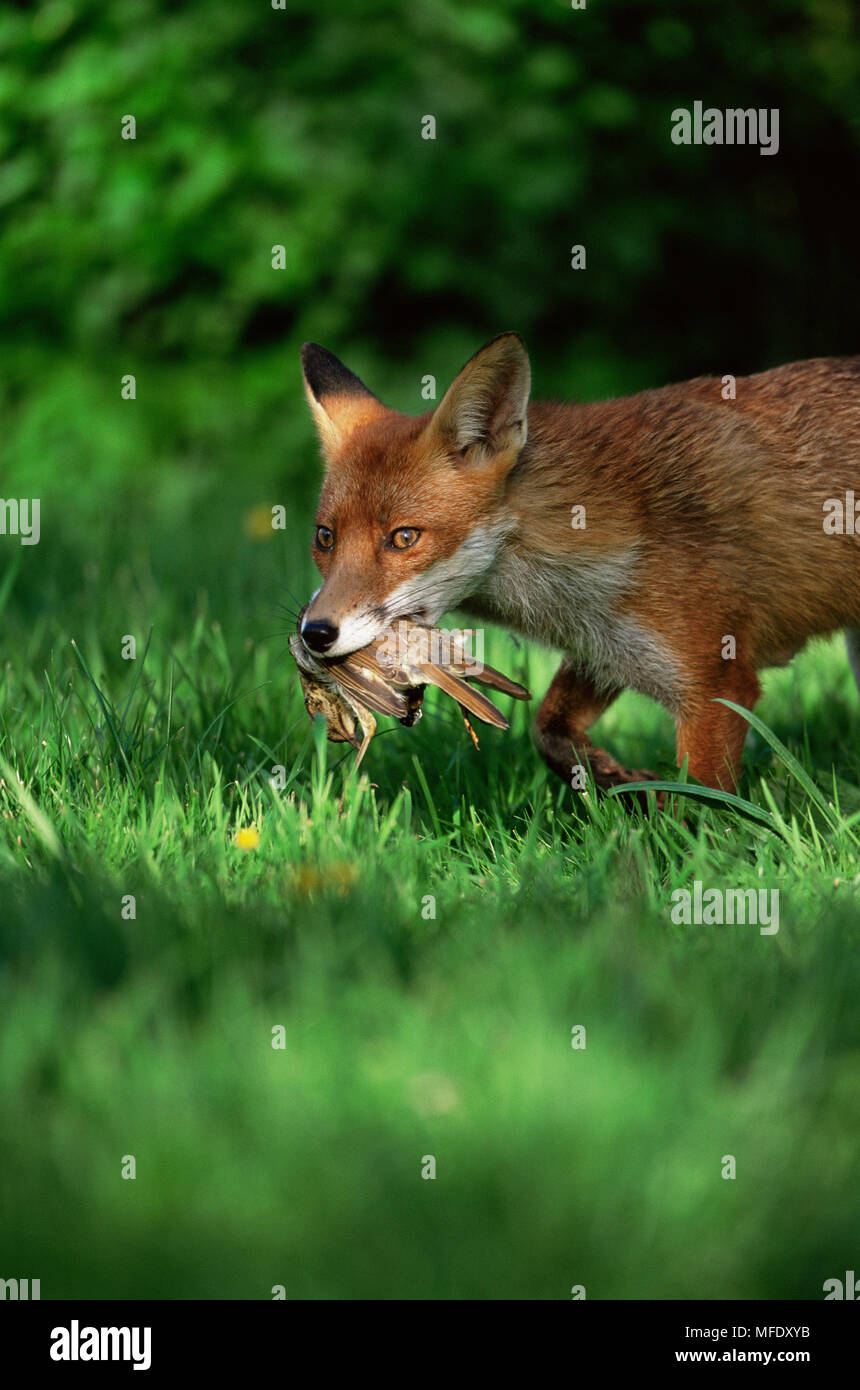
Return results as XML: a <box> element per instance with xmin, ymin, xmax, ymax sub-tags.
<box><xmin>534</xmin><ymin>659</ymin><xmax>662</xmax><ymax>804</ymax></box>
<box><xmin>675</xmin><ymin>664</ymin><xmax>760</xmax><ymax>790</ymax></box>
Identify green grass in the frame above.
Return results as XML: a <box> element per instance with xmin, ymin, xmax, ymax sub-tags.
<box><xmin>1</xmin><ymin>517</ymin><xmax>859</xmax><ymax>1300</ymax></box>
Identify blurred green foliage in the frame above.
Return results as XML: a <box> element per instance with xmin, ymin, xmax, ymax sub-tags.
<box><xmin>2</xmin><ymin>0</ymin><xmax>858</xmax><ymax>403</ymax></box>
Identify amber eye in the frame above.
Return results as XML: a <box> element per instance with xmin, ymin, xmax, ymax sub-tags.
<box><xmin>315</xmin><ymin>525</ymin><xmax>334</xmax><ymax>551</ymax></box>
<box><xmin>391</xmin><ymin>527</ymin><xmax>421</xmax><ymax>550</ymax></box>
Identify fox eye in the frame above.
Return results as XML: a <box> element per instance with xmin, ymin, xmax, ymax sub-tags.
<box><xmin>315</xmin><ymin>525</ymin><xmax>335</xmax><ymax>550</ymax></box>
<box><xmin>391</xmin><ymin>527</ymin><xmax>421</xmax><ymax>550</ymax></box>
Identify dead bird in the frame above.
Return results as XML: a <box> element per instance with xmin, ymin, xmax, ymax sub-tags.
<box><xmin>290</xmin><ymin>615</ymin><xmax>530</xmax><ymax>769</ymax></box>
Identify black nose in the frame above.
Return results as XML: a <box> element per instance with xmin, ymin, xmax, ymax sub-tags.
<box><xmin>301</xmin><ymin>620</ymin><xmax>339</xmax><ymax>654</ymax></box>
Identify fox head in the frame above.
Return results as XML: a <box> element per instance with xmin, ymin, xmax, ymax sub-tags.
<box><xmin>299</xmin><ymin>332</ymin><xmax>530</xmax><ymax>656</ymax></box>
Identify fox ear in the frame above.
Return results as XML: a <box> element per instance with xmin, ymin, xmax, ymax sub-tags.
<box><xmin>428</xmin><ymin>333</ymin><xmax>531</xmax><ymax>467</ymax></box>
<box><xmin>301</xmin><ymin>343</ymin><xmax>387</xmax><ymax>459</ymax></box>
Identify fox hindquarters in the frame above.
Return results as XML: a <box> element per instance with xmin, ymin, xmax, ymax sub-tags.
<box><xmin>300</xmin><ymin>333</ymin><xmax>860</xmax><ymax>799</ymax></box>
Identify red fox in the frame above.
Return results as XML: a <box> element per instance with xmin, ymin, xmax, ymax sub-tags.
<box><xmin>299</xmin><ymin>334</ymin><xmax>860</xmax><ymax>795</ymax></box>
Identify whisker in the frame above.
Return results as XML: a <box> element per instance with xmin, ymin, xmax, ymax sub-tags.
<box><xmin>281</xmin><ymin>582</ymin><xmax>308</xmax><ymax>613</ymax></box>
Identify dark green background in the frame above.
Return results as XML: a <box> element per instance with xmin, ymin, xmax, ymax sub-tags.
<box><xmin>3</xmin><ymin>0</ymin><xmax>858</xmax><ymax>593</ymax></box>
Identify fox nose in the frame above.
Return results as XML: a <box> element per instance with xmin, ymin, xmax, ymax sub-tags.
<box><xmin>301</xmin><ymin>619</ymin><xmax>339</xmax><ymax>654</ymax></box>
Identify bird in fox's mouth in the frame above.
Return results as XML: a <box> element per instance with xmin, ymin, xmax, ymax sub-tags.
<box><xmin>289</xmin><ymin>609</ymin><xmax>530</xmax><ymax>769</ymax></box>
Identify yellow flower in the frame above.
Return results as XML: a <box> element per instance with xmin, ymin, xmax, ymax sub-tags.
<box><xmin>292</xmin><ymin>860</ymin><xmax>358</xmax><ymax>895</ymax></box>
<box><xmin>235</xmin><ymin>826</ymin><xmax>260</xmax><ymax>851</ymax></box>
<box><xmin>243</xmin><ymin>505</ymin><xmax>277</xmax><ymax>541</ymax></box>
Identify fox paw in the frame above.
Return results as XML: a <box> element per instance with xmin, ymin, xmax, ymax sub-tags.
<box><xmin>590</xmin><ymin>761</ymin><xmax>665</xmax><ymax>813</ymax></box>
<box><xmin>603</xmin><ymin>774</ymin><xmax>665</xmax><ymax>813</ymax></box>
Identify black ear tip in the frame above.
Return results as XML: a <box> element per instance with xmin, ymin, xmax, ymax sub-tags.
<box><xmin>301</xmin><ymin>341</ymin><xmax>327</xmax><ymax>370</ymax></box>
<box><xmin>301</xmin><ymin>342</ymin><xmax>378</xmax><ymax>404</ymax></box>
<box><xmin>301</xmin><ymin>342</ymin><xmax>339</xmax><ymax>401</ymax></box>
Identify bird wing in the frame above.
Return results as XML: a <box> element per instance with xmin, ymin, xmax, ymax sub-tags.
<box><xmin>461</xmin><ymin>664</ymin><xmax>531</xmax><ymax>701</ymax></box>
<box><xmin>330</xmin><ymin>654</ymin><xmax>412</xmax><ymax>719</ymax></box>
<box><xmin>420</xmin><ymin>663</ymin><xmax>511</xmax><ymax>729</ymax></box>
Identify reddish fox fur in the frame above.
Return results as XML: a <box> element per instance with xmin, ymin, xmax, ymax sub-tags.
<box><xmin>300</xmin><ymin>333</ymin><xmax>860</xmax><ymax>796</ymax></box>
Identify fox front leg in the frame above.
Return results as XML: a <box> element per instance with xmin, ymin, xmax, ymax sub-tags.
<box><xmin>675</xmin><ymin>663</ymin><xmax>761</xmax><ymax>791</ymax></box>
<box><xmin>534</xmin><ymin>660</ymin><xmax>664</xmax><ymax>810</ymax></box>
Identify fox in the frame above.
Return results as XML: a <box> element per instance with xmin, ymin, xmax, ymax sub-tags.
<box><xmin>298</xmin><ymin>333</ymin><xmax>860</xmax><ymax>796</ymax></box>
